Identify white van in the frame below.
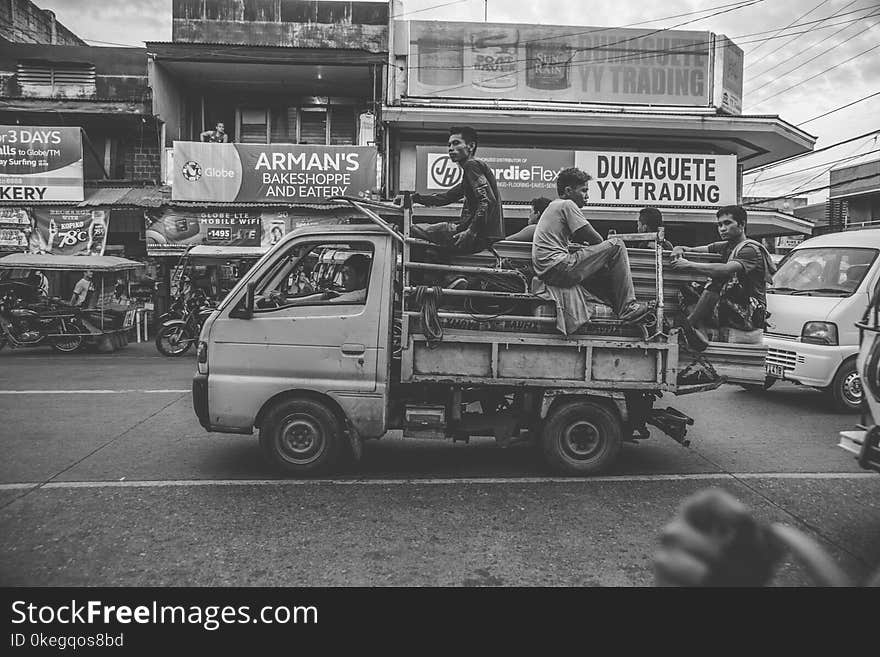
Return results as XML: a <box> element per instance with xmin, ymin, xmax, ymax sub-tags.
<box><xmin>764</xmin><ymin>229</ymin><xmax>880</xmax><ymax>411</ymax></box>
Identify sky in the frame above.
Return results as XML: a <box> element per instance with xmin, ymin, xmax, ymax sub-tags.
<box><xmin>37</xmin><ymin>0</ymin><xmax>880</xmax><ymax>204</ymax></box>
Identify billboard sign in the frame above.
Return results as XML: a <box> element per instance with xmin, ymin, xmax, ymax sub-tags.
<box><xmin>407</xmin><ymin>21</ymin><xmax>715</xmax><ymax>106</ymax></box>
<box><xmin>29</xmin><ymin>208</ymin><xmax>108</xmax><ymax>255</ymax></box>
<box><xmin>0</xmin><ymin>126</ymin><xmax>84</xmax><ymax>202</ymax></box>
<box><xmin>0</xmin><ymin>207</ymin><xmax>32</xmax><ymax>251</ymax></box>
<box><xmin>575</xmin><ymin>150</ymin><xmax>737</xmax><ymax>207</ymax></box>
<box><xmin>713</xmin><ymin>35</ymin><xmax>743</xmax><ymax>115</ymax></box>
<box><xmin>171</xmin><ymin>142</ymin><xmax>379</xmax><ymax>203</ymax></box>
<box><xmin>416</xmin><ymin>146</ymin><xmax>573</xmax><ymax>202</ymax></box>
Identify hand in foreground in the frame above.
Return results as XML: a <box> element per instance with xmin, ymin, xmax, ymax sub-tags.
<box><xmin>654</xmin><ymin>488</ymin><xmax>785</xmax><ymax>587</ymax></box>
<box><xmin>671</xmin><ymin>246</ymin><xmax>686</xmax><ymax>259</ymax></box>
<box><xmin>669</xmin><ymin>257</ymin><xmax>691</xmax><ymax>271</ymax></box>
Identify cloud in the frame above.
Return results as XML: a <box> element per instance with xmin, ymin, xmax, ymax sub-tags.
<box><xmin>37</xmin><ymin>0</ymin><xmax>172</xmax><ymax>45</ymax></box>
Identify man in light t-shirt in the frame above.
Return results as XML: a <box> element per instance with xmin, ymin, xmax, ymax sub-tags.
<box><xmin>532</xmin><ymin>167</ymin><xmax>650</xmax><ymax>323</ymax></box>
<box><xmin>70</xmin><ymin>271</ymin><xmax>94</xmax><ymax>307</ymax></box>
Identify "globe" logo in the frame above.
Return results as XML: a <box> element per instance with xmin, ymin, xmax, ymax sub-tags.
<box><xmin>181</xmin><ymin>161</ymin><xmax>202</xmax><ymax>182</ymax></box>
<box><xmin>428</xmin><ymin>154</ymin><xmax>462</xmax><ymax>188</ymax></box>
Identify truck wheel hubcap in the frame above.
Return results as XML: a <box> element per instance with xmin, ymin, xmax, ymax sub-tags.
<box><xmin>842</xmin><ymin>372</ymin><xmax>862</xmax><ymax>406</ymax></box>
<box><xmin>562</xmin><ymin>420</ymin><xmax>602</xmax><ymax>460</ymax></box>
<box><xmin>279</xmin><ymin>417</ymin><xmax>323</xmax><ymax>463</ymax></box>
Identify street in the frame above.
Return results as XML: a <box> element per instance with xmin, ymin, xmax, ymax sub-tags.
<box><xmin>1</xmin><ymin>344</ymin><xmax>879</xmax><ymax>586</ymax></box>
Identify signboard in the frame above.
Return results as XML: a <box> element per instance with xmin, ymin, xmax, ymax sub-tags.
<box><xmin>575</xmin><ymin>150</ymin><xmax>737</xmax><ymax>207</ymax></box>
<box><xmin>407</xmin><ymin>21</ymin><xmax>715</xmax><ymax>106</ymax></box>
<box><xmin>0</xmin><ymin>126</ymin><xmax>84</xmax><ymax>201</ymax></box>
<box><xmin>171</xmin><ymin>142</ymin><xmax>379</xmax><ymax>203</ymax></box>
<box><xmin>29</xmin><ymin>208</ymin><xmax>108</xmax><ymax>255</ymax></box>
<box><xmin>144</xmin><ymin>208</ymin><xmax>354</xmax><ymax>255</ymax></box>
<box><xmin>776</xmin><ymin>235</ymin><xmax>804</xmax><ymax>250</ymax></box>
<box><xmin>416</xmin><ymin>146</ymin><xmax>573</xmax><ymax>202</ymax></box>
<box><xmin>712</xmin><ymin>35</ymin><xmax>743</xmax><ymax>115</ymax></box>
<box><xmin>0</xmin><ymin>207</ymin><xmax>32</xmax><ymax>251</ymax></box>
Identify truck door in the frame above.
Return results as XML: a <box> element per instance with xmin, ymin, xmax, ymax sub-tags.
<box><xmin>207</xmin><ymin>236</ymin><xmax>389</xmax><ymax>432</ymax></box>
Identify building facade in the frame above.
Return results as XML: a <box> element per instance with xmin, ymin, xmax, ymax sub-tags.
<box><xmin>0</xmin><ymin>0</ymin><xmax>84</xmax><ymax>46</ymax></box>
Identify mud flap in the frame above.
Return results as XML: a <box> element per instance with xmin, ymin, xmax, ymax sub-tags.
<box><xmin>647</xmin><ymin>407</ymin><xmax>694</xmax><ymax>447</ymax></box>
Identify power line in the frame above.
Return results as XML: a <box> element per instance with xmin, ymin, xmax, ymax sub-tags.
<box><xmin>745</xmin><ymin>148</ymin><xmax>880</xmax><ymax>183</ymax></box>
<box><xmin>743</xmin><ymin>129</ymin><xmax>880</xmax><ymax>173</ymax></box>
<box><xmin>744</xmin><ymin>0</ymin><xmax>837</xmax><ymax>66</ymax></box>
<box><xmin>796</xmin><ymin>91</ymin><xmax>880</xmax><ymax>125</ymax></box>
<box><xmin>749</xmin><ymin>41</ymin><xmax>880</xmax><ymax>107</ymax></box>
<box><xmin>743</xmin><ymin>0</ymin><xmax>832</xmax><ymax>57</ymax></box>
<box><xmin>745</xmin><ymin>17</ymin><xmax>880</xmax><ymax>92</ymax></box>
<box><xmin>786</xmin><ymin>137</ymin><xmax>877</xmax><ymax>196</ymax></box>
<box><xmin>741</xmin><ymin>173</ymin><xmax>880</xmax><ymax>205</ymax></box>
<box><xmin>746</xmin><ymin>0</ymin><xmax>866</xmax><ymax>80</ymax></box>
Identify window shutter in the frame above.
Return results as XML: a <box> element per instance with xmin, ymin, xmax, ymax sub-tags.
<box><xmin>329</xmin><ymin>106</ymin><xmax>356</xmax><ymax>145</ymax></box>
<box><xmin>299</xmin><ymin>109</ymin><xmax>327</xmax><ymax>145</ymax></box>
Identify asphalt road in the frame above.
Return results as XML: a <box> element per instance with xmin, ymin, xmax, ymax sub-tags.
<box><xmin>1</xmin><ymin>343</ymin><xmax>878</xmax><ymax>586</ymax></box>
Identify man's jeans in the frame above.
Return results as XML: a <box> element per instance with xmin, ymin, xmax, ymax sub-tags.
<box><xmin>412</xmin><ymin>221</ymin><xmax>488</xmax><ymax>254</ymax></box>
<box><xmin>540</xmin><ymin>239</ymin><xmax>636</xmax><ymax>315</ymax></box>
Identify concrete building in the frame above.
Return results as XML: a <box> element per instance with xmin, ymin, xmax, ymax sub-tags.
<box><xmin>832</xmin><ymin>157</ymin><xmax>880</xmax><ymax>230</ymax></box>
<box><xmin>383</xmin><ymin>9</ymin><xmax>817</xmax><ymax>245</ymax></box>
<box><xmin>0</xmin><ymin>0</ymin><xmax>84</xmax><ymax>46</ymax></box>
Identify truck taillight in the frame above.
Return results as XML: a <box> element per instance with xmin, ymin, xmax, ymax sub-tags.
<box><xmin>197</xmin><ymin>341</ymin><xmax>208</xmax><ymax>374</ymax></box>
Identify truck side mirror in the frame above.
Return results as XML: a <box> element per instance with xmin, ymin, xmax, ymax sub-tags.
<box><xmin>230</xmin><ymin>282</ymin><xmax>255</xmax><ymax>320</ymax></box>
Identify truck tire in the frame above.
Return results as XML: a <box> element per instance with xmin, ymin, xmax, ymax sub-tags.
<box><xmin>541</xmin><ymin>400</ymin><xmax>622</xmax><ymax>476</ymax></box>
<box><xmin>828</xmin><ymin>359</ymin><xmax>862</xmax><ymax>413</ymax></box>
<box><xmin>259</xmin><ymin>397</ymin><xmax>343</xmax><ymax>475</ymax></box>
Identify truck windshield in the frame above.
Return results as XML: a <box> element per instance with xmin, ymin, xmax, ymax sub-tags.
<box><xmin>769</xmin><ymin>247</ymin><xmax>877</xmax><ymax>297</ymax></box>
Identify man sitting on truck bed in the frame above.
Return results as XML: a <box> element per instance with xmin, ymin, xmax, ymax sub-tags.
<box><xmin>410</xmin><ymin>126</ymin><xmax>504</xmax><ymax>256</ymax></box>
<box><xmin>531</xmin><ymin>167</ymin><xmax>653</xmax><ymax>325</ymax></box>
<box><xmin>670</xmin><ymin>205</ymin><xmax>776</xmax><ymax>351</ymax></box>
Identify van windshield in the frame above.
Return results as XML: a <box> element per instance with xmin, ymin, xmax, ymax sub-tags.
<box><xmin>770</xmin><ymin>247</ymin><xmax>877</xmax><ymax>297</ymax></box>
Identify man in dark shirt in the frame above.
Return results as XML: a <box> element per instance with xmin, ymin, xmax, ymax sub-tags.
<box><xmin>670</xmin><ymin>205</ymin><xmax>776</xmax><ymax>351</ymax></box>
<box><xmin>410</xmin><ymin>126</ymin><xmax>504</xmax><ymax>254</ymax></box>
<box><xmin>635</xmin><ymin>206</ymin><xmax>673</xmax><ymax>250</ymax></box>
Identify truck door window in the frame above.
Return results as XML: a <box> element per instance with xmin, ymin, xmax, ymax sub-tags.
<box><xmin>254</xmin><ymin>241</ymin><xmax>374</xmax><ymax>310</ymax></box>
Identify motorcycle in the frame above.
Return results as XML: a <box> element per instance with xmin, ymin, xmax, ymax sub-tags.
<box><xmin>0</xmin><ymin>282</ymin><xmax>89</xmax><ymax>353</ymax></box>
<box><xmin>154</xmin><ymin>291</ymin><xmax>215</xmax><ymax>357</ymax></box>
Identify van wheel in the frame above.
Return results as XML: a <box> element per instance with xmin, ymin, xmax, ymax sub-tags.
<box><xmin>259</xmin><ymin>398</ymin><xmax>342</xmax><ymax>475</ymax></box>
<box><xmin>541</xmin><ymin>400</ymin><xmax>622</xmax><ymax>476</ymax></box>
<box><xmin>828</xmin><ymin>359</ymin><xmax>862</xmax><ymax>413</ymax></box>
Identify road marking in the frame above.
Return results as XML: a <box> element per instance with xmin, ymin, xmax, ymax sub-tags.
<box><xmin>0</xmin><ymin>389</ymin><xmax>190</xmax><ymax>395</ymax></box>
<box><xmin>0</xmin><ymin>472</ymin><xmax>875</xmax><ymax>492</ymax></box>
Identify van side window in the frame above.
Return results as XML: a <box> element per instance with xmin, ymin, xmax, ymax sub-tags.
<box><xmin>254</xmin><ymin>241</ymin><xmax>374</xmax><ymax>311</ymax></box>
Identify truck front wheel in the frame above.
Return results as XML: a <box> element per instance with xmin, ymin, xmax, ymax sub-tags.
<box><xmin>827</xmin><ymin>359</ymin><xmax>862</xmax><ymax>413</ymax></box>
<box><xmin>259</xmin><ymin>398</ymin><xmax>343</xmax><ymax>475</ymax></box>
<box><xmin>541</xmin><ymin>400</ymin><xmax>622</xmax><ymax>476</ymax></box>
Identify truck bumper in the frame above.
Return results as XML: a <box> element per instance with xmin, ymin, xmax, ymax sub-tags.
<box><xmin>192</xmin><ymin>373</ymin><xmax>211</xmax><ymax>431</ymax></box>
<box><xmin>764</xmin><ymin>337</ymin><xmax>854</xmax><ymax>388</ymax></box>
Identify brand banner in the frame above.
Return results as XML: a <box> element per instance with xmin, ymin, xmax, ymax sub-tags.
<box><xmin>0</xmin><ymin>207</ymin><xmax>33</xmax><ymax>251</ymax></box>
<box><xmin>144</xmin><ymin>208</ymin><xmax>354</xmax><ymax>255</ymax></box>
<box><xmin>171</xmin><ymin>142</ymin><xmax>379</xmax><ymax>203</ymax></box>
<box><xmin>407</xmin><ymin>21</ymin><xmax>714</xmax><ymax>106</ymax></box>
<box><xmin>416</xmin><ymin>146</ymin><xmax>573</xmax><ymax>202</ymax></box>
<box><xmin>29</xmin><ymin>208</ymin><xmax>108</xmax><ymax>255</ymax></box>
<box><xmin>0</xmin><ymin>126</ymin><xmax>83</xmax><ymax>201</ymax></box>
<box><xmin>575</xmin><ymin>150</ymin><xmax>737</xmax><ymax>207</ymax></box>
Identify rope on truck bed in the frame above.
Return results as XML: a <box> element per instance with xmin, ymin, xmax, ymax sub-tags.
<box><xmin>413</xmin><ymin>285</ymin><xmax>444</xmax><ymax>347</ymax></box>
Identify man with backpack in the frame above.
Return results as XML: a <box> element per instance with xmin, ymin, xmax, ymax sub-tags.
<box><xmin>670</xmin><ymin>205</ymin><xmax>776</xmax><ymax>352</ymax></box>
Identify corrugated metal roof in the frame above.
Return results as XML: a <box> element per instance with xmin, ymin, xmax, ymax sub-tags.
<box><xmin>80</xmin><ymin>186</ymin><xmax>169</xmax><ymax>208</ymax></box>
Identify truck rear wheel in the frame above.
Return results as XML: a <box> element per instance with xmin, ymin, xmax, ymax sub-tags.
<box><xmin>541</xmin><ymin>400</ymin><xmax>622</xmax><ymax>476</ymax></box>
<box><xmin>259</xmin><ymin>398</ymin><xmax>342</xmax><ymax>475</ymax></box>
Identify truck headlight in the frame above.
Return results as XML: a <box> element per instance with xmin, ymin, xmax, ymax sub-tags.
<box><xmin>801</xmin><ymin>321</ymin><xmax>838</xmax><ymax>345</ymax></box>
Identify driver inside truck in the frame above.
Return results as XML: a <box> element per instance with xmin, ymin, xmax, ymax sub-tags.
<box><xmin>261</xmin><ymin>253</ymin><xmax>369</xmax><ymax>307</ymax></box>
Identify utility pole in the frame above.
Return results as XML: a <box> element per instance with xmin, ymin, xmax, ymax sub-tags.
<box><xmin>484</xmin><ymin>0</ymin><xmax>487</xmax><ymax>22</ymax></box>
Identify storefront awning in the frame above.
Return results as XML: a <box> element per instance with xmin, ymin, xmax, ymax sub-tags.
<box><xmin>383</xmin><ymin>104</ymin><xmax>815</xmax><ymax>171</ymax></box>
<box><xmin>185</xmin><ymin>245</ymin><xmax>268</xmax><ymax>259</ymax></box>
<box><xmin>0</xmin><ymin>254</ymin><xmax>144</xmax><ymax>271</ymax></box>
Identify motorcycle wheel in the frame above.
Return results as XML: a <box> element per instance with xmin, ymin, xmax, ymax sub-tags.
<box><xmin>155</xmin><ymin>324</ymin><xmax>192</xmax><ymax>357</ymax></box>
<box><xmin>50</xmin><ymin>333</ymin><xmax>84</xmax><ymax>353</ymax></box>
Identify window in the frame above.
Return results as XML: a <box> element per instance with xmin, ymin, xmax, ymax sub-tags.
<box><xmin>238</xmin><ymin>108</ymin><xmax>269</xmax><ymax>143</ymax></box>
<box><xmin>771</xmin><ymin>247</ymin><xmax>878</xmax><ymax>298</ymax></box>
<box><xmin>244</xmin><ymin>0</ymin><xmax>276</xmax><ymax>21</ymax></box>
<box><xmin>298</xmin><ymin>108</ymin><xmax>327</xmax><ymax>145</ymax></box>
<box><xmin>16</xmin><ymin>61</ymin><xmax>96</xmax><ymax>96</ymax></box>
<box><xmin>329</xmin><ymin>106</ymin><xmax>356</xmax><ymax>145</ymax></box>
<box><xmin>254</xmin><ymin>241</ymin><xmax>374</xmax><ymax>310</ymax></box>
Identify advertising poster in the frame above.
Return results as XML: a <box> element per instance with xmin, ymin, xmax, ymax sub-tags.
<box><xmin>171</xmin><ymin>142</ymin><xmax>379</xmax><ymax>203</ymax></box>
<box><xmin>145</xmin><ymin>208</ymin><xmax>353</xmax><ymax>255</ymax></box>
<box><xmin>415</xmin><ymin>146</ymin><xmax>573</xmax><ymax>202</ymax></box>
<box><xmin>29</xmin><ymin>208</ymin><xmax>108</xmax><ymax>255</ymax></box>
<box><xmin>0</xmin><ymin>126</ymin><xmax>84</xmax><ymax>201</ymax></box>
<box><xmin>0</xmin><ymin>207</ymin><xmax>33</xmax><ymax>251</ymax></box>
<box><xmin>575</xmin><ymin>150</ymin><xmax>737</xmax><ymax>207</ymax></box>
<box><xmin>407</xmin><ymin>21</ymin><xmax>716</xmax><ymax>106</ymax></box>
